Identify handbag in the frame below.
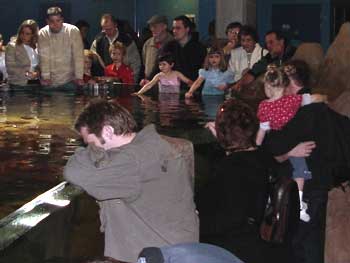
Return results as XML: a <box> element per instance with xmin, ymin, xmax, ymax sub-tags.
<box><xmin>260</xmin><ymin>174</ymin><xmax>300</xmax><ymax>243</ymax></box>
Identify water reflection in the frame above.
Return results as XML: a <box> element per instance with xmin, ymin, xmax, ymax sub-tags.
<box><xmin>0</xmin><ymin>87</ymin><xmax>222</xmax><ymax>218</ymax></box>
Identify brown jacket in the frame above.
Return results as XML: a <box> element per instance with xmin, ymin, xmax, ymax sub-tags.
<box><xmin>5</xmin><ymin>41</ymin><xmax>37</xmax><ymax>86</ymax></box>
<box><xmin>64</xmin><ymin>125</ymin><xmax>199</xmax><ymax>262</ymax></box>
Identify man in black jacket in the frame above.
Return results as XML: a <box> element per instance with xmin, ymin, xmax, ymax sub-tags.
<box><xmin>161</xmin><ymin>15</ymin><xmax>206</xmax><ymax>90</ymax></box>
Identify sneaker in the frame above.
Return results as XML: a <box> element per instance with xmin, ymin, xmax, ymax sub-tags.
<box><xmin>300</xmin><ymin>201</ymin><xmax>310</xmax><ymax>222</ymax></box>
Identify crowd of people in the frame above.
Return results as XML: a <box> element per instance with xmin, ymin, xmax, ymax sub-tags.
<box><xmin>0</xmin><ymin>6</ymin><xmax>295</xmax><ymax>96</ymax></box>
<box><xmin>1</xmin><ymin>5</ymin><xmax>350</xmax><ymax>263</ymax></box>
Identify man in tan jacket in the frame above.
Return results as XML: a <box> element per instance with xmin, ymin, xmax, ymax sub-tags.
<box><xmin>38</xmin><ymin>7</ymin><xmax>84</xmax><ymax>87</ymax></box>
<box><xmin>64</xmin><ymin>100</ymin><xmax>199</xmax><ymax>263</ymax></box>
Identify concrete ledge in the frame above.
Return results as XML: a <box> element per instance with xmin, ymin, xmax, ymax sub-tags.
<box><xmin>0</xmin><ymin>182</ymin><xmax>83</xmax><ymax>250</ymax></box>
<box><xmin>0</xmin><ymin>182</ymin><xmax>104</xmax><ymax>262</ymax></box>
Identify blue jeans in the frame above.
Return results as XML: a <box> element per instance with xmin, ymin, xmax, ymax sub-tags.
<box><xmin>289</xmin><ymin>157</ymin><xmax>312</xmax><ymax>180</ymax></box>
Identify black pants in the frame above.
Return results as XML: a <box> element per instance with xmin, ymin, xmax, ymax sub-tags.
<box><xmin>292</xmin><ymin>189</ymin><xmax>328</xmax><ymax>263</ymax></box>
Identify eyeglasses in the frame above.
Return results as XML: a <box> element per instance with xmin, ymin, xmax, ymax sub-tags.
<box><xmin>228</xmin><ymin>30</ymin><xmax>239</xmax><ymax>35</ymax></box>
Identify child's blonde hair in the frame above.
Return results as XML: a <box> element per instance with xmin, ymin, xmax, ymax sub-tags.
<box><xmin>84</xmin><ymin>49</ymin><xmax>94</xmax><ymax>60</ymax></box>
<box><xmin>109</xmin><ymin>41</ymin><xmax>126</xmax><ymax>55</ymax></box>
<box><xmin>203</xmin><ymin>46</ymin><xmax>227</xmax><ymax>72</ymax></box>
<box><xmin>264</xmin><ymin>64</ymin><xmax>289</xmax><ymax>88</ymax></box>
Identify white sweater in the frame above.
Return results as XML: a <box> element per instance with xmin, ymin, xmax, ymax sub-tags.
<box><xmin>38</xmin><ymin>23</ymin><xmax>84</xmax><ymax>86</ymax></box>
<box><xmin>229</xmin><ymin>43</ymin><xmax>268</xmax><ymax>82</ymax></box>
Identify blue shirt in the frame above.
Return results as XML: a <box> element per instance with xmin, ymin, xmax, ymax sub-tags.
<box><xmin>199</xmin><ymin>68</ymin><xmax>234</xmax><ymax>95</ymax></box>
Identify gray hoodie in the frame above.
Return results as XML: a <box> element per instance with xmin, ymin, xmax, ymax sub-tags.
<box><xmin>64</xmin><ymin>124</ymin><xmax>199</xmax><ymax>262</ymax></box>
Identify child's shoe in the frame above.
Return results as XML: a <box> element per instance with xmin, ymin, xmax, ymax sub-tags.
<box><xmin>300</xmin><ymin>201</ymin><xmax>310</xmax><ymax>222</ymax></box>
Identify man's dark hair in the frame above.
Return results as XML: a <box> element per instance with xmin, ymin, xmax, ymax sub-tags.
<box><xmin>174</xmin><ymin>15</ymin><xmax>194</xmax><ymax>32</ymax></box>
<box><xmin>75</xmin><ymin>20</ymin><xmax>90</xmax><ymax>30</ymax></box>
<box><xmin>225</xmin><ymin>21</ymin><xmax>242</xmax><ymax>35</ymax></box>
<box><xmin>215</xmin><ymin>98</ymin><xmax>258</xmax><ymax>152</ymax></box>
<box><xmin>283</xmin><ymin>59</ymin><xmax>311</xmax><ymax>87</ymax></box>
<box><xmin>75</xmin><ymin>100</ymin><xmax>137</xmax><ymax>136</ymax></box>
<box><xmin>265</xmin><ymin>30</ymin><xmax>288</xmax><ymax>46</ymax></box>
<box><xmin>240</xmin><ymin>25</ymin><xmax>258</xmax><ymax>42</ymax></box>
<box><xmin>46</xmin><ymin>6</ymin><xmax>63</xmax><ymax>18</ymax></box>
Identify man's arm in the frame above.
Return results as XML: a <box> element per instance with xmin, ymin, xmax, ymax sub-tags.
<box><xmin>249</xmin><ymin>54</ymin><xmax>270</xmax><ymax>78</ymax></box>
<box><xmin>38</xmin><ymin>30</ymin><xmax>51</xmax><ymax>82</ymax></box>
<box><xmin>71</xmin><ymin>27</ymin><xmax>84</xmax><ymax>81</ymax></box>
<box><xmin>231</xmin><ymin>72</ymin><xmax>255</xmax><ymax>91</ymax></box>
<box><xmin>64</xmin><ymin>146</ymin><xmax>141</xmax><ymax>202</ymax></box>
<box><xmin>274</xmin><ymin>141</ymin><xmax>316</xmax><ymax>163</ymax></box>
<box><xmin>90</xmin><ymin>39</ymin><xmax>97</xmax><ymax>53</ymax></box>
<box><xmin>264</xmin><ymin>105</ymin><xmax>316</xmax><ymax>156</ymax></box>
<box><xmin>4</xmin><ymin>43</ymin><xmax>19</xmax><ymax>78</ymax></box>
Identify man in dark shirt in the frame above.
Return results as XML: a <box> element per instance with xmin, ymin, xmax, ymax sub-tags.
<box><xmin>161</xmin><ymin>15</ymin><xmax>206</xmax><ymax>89</ymax></box>
<box><xmin>232</xmin><ymin>30</ymin><xmax>296</xmax><ymax>91</ymax></box>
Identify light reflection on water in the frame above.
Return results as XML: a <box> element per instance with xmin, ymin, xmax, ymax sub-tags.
<box><xmin>0</xmin><ymin>87</ymin><xmax>224</xmax><ymax>218</ymax></box>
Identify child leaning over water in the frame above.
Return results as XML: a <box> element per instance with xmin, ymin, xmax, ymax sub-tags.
<box><xmin>256</xmin><ymin>64</ymin><xmax>327</xmax><ymax>222</ymax></box>
<box><xmin>134</xmin><ymin>53</ymin><xmax>193</xmax><ymax>95</ymax></box>
<box><xmin>104</xmin><ymin>41</ymin><xmax>134</xmax><ymax>85</ymax></box>
<box><xmin>185</xmin><ymin>47</ymin><xmax>234</xmax><ymax>98</ymax></box>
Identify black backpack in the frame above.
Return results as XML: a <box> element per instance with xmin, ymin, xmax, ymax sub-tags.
<box><xmin>260</xmin><ymin>174</ymin><xmax>300</xmax><ymax>244</ymax></box>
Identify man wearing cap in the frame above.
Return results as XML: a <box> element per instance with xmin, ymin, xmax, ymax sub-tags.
<box><xmin>38</xmin><ymin>6</ymin><xmax>84</xmax><ymax>87</ymax></box>
<box><xmin>140</xmin><ymin>15</ymin><xmax>173</xmax><ymax>85</ymax></box>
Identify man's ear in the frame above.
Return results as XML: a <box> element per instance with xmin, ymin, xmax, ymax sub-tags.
<box><xmin>101</xmin><ymin>125</ymin><xmax>114</xmax><ymax>140</ymax></box>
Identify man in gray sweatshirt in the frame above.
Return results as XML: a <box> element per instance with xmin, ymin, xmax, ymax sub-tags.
<box><xmin>64</xmin><ymin>100</ymin><xmax>199</xmax><ymax>263</ymax></box>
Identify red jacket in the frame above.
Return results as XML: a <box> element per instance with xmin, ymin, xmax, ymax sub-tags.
<box><xmin>104</xmin><ymin>63</ymin><xmax>134</xmax><ymax>84</ymax></box>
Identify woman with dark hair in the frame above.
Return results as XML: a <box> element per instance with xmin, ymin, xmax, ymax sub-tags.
<box><xmin>196</xmin><ymin>98</ymin><xmax>276</xmax><ymax>263</ymax></box>
<box><xmin>223</xmin><ymin>22</ymin><xmax>242</xmax><ymax>60</ymax></box>
<box><xmin>5</xmin><ymin>19</ymin><xmax>40</xmax><ymax>86</ymax></box>
<box><xmin>283</xmin><ymin>59</ymin><xmax>312</xmax><ymax>95</ymax></box>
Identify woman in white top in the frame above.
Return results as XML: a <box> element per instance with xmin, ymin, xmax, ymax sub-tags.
<box><xmin>229</xmin><ymin>25</ymin><xmax>268</xmax><ymax>82</ymax></box>
<box><xmin>5</xmin><ymin>19</ymin><xmax>40</xmax><ymax>86</ymax></box>
<box><xmin>0</xmin><ymin>34</ymin><xmax>7</xmax><ymax>83</ymax></box>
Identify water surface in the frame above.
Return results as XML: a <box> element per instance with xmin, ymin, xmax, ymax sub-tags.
<box><xmin>0</xmin><ymin>86</ymin><xmax>224</xmax><ymax>219</ymax></box>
